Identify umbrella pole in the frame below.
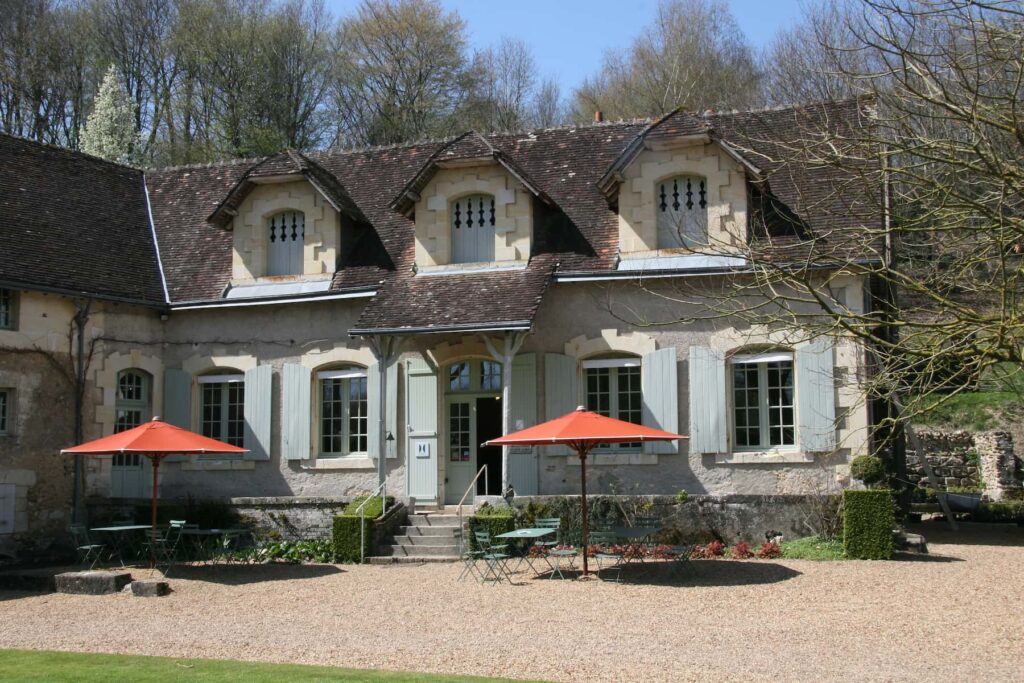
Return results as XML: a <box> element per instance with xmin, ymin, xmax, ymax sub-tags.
<box><xmin>579</xmin><ymin>444</ymin><xmax>590</xmax><ymax>577</ymax></box>
<box><xmin>149</xmin><ymin>454</ymin><xmax>160</xmax><ymax>568</ymax></box>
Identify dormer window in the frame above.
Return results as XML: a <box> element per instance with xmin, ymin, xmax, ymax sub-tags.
<box><xmin>267</xmin><ymin>210</ymin><xmax>305</xmax><ymax>275</ymax></box>
<box><xmin>657</xmin><ymin>175</ymin><xmax>708</xmax><ymax>249</ymax></box>
<box><xmin>451</xmin><ymin>194</ymin><xmax>496</xmax><ymax>263</ymax></box>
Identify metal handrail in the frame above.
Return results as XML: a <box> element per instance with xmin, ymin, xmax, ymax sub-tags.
<box><xmin>356</xmin><ymin>481</ymin><xmax>387</xmax><ymax>563</ymax></box>
<box><xmin>455</xmin><ymin>465</ymin><xmax>487</xmax><ymax>555</ymax></box>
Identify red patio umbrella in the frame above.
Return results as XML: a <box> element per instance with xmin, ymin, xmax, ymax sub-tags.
<box><xmin>485</xmin><ymin>407</ymin><xmax>685</xmax><ymax>576</ymax></box>
<box><xmin>62</xmin><ymin>419</ymin><xmax>247</xmax><ymax>558</ymax></box>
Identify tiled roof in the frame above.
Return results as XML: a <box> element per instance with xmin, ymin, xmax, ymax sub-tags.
<box><xmin>0</xmin><ymin>134</ymin><xmax>164</xmax><ymax>304</ymax></box>
<box><xmin>0</xmin><ymin>99</ymin><xmax>880</xmax><ymax>328</ymax></box>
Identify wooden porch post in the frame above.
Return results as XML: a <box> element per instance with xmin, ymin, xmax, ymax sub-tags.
<box><xmin>482</xmin><ymin>331</ymin><xmax>528</xmax><ymax>494</ymax></box>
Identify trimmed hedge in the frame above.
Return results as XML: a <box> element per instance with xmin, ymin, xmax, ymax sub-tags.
<box><xmin>467</xmin><ymin>507</ymin><xmax>516</xmax><ymax>552</ymax></box>
<box><xmin>332</xmin><ymin>496</ymin><xmax>395</xmax><ymax>563</ymax></box>
<box><xmin>843</xmin><ymin>489</ymin><xmax>894</xmax><ymax>560</ymax></box>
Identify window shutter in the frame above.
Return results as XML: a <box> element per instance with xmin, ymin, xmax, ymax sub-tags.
<box><xmin>509</xmin><ymin>353</ymin><xmax>538</xmax><ymax>494</ymax></box>
<box><xmin>282</xmin><ymin>363</ymin><xmax>311</xmax><ymax>461</ymax></box>
<box><xmin>368</xmin><ymin>362</ymin><xmax>399</xmax><ymax>460</ymax></box>
<box><xmin>797</xmin><ymin>339</ymin><xmax>836</xmax><ymax>452</ymax></box>
<box><xmin>642</xmin><ymin>347</ymin><xmax>678</xmax><ymax>454</ymax></box>
<box><xmin>162</xmin><ymin>369</ymin><xmax>191</xmax><ymax>462</ymax></box>
<box><xmin>688</xmin><ymin>347</ymin><xmax>727</xmax><ymax>454</ymax></box>
<box><xmin>544</xmin><ymin>353</ymin><xmax>578</xmax><ymax>456</ymax></box>
<box><xmin>406</xmin><ymin>358</ymin><xmax>438</xmax><ymax>500</ymax></box>
<box><xmin>243</xmin><ymin>365</ymin><xmax>272</xmax><ymax>461</ymax></box>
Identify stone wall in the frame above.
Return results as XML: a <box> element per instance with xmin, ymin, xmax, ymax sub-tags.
<box><xmin>908</xmin><ymin>429</ymin><xmax>1022</xmax><ymax>500</ymax></box>
<box><xmin>222</xmin><ymin>496</ymin><xmax>352</xmax><ymax>540</ymax></box>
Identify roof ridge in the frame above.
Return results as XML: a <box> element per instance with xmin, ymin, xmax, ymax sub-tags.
<box><xmin>700</xmin><ymin>95</ymin><xmax>872</xmax><ymax>118</ymax></box>
<box><xmin>0</xmin><ymin>131</ymin><xmax>142</xmax><ymax>174</ymax></box>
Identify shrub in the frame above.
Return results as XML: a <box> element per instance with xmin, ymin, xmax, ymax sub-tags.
<box><xmin>690</xmin><ymin>540</ymin><xmax>726</xmax><ymax>559</ymax></box>
<box><xmin>842</xmin><ymin>489</ymin><xmax>895</xmax><ymax>560</ymax></box>
<box><xmin>332</xmin><ymin>495</ymin><xmax>395</xmax><ymax>563</ymax></box>
<box><xmin>467</xmin><ymin>506</ymin><xmax>515</xmax><ymax>552</ymax></box>
<box><xmin>757</xmin><ymin>542</ymin><xmax>782</xmax><ymax>559</ymax></box>
<box><xmin>675</xmin><ymin>489</ymin><xmax>689</xmax><ymax>504</ymax></box>
<box><xmin>231</xmin><ymin>539</ymin><xmax>335</xmax><ymax>564</ymax></box>
<box><xmin>850</xmin><ymin>455</ymin><xmax>886</xmax><ymax>486</ymax></box>
<box><xmin>972</xmin><ymin>499</ymin><xmax>1024</xmax><ymax>522</ymax></box>
<box><xmin>730</xmin><ymin>542</ymin><xmax>753</xmax><ymax>559</ymax></box>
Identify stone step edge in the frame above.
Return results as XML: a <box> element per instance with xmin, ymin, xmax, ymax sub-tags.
<box><xmin>366</xmin><ymin>556</ymin><xmax>459</xmax><ymax>564</ymax></box>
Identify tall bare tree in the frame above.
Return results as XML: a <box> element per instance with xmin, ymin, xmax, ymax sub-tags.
<box><xmin>573</xmin><ymin>0</ymin><xmax>761</xmax><ymax>121</ymax></box>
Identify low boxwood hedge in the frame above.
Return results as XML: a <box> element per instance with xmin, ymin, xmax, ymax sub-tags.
<box><xmin>332</xmin><ymin>495</ymin><xmax>395</xmax><ymax>563</ymax></box>
<box><xmin>842</xmin><ymin>489</ymin><xmax>894</xmax><ymax>560</ymax></box>
<box><xmin>466</xmin><ymin>506</ymin><xmax>516</xmax><ymax>552</ymax></box>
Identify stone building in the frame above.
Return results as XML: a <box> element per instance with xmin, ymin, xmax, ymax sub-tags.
<box><xmin>0</xmin><ymin>99</ymin><xmax>886</xmax><ymax>555</ymax></box>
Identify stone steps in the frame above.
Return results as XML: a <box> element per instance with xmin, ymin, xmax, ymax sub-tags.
<box><xmin>397</xmin><ymin>524</ymin><xmax>460</xmax><ymax>537</ymax></box>
<box><xmin>366</xmin><ymin>555</ymin><xmax>460</xmax><ymax>565</ymax></box>
<box><xmin>371</xmin><ymin>512</ymin><xmax>463</xmax><ymax>562</ymax></box>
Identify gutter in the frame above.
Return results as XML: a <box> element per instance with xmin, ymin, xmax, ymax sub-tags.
<box><xmin>554</xmin><ymin>258</ymin><xmax>885</xmax><ymax>283</ymax></box>
<box><xmin>170</xmin><ymin>287</ymin><xmax>377</xmax><ymax>311</ymax></box>
<box><xmin>349</xmin><ymin>320</ymin><xmax>532</xmax><ymax>337</ymax></box>
<box><xmin>0</xmin><ymin>278</ymin><xmax>166</xmax><ymax>309</ymax></box>
<box><xmin>142</xmin><ymin>175</ymin><xmax>170</xmax><ymax>304</ymax></box>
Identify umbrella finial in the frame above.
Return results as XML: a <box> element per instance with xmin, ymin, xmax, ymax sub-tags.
<box><xmin>576</xmin><ymin>405</ymin><xmax>585</xmax><ymax>411</ymax></box>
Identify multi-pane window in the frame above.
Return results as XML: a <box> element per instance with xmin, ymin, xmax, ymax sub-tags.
<box><xmin>0</xmin><ymin>389</ymin><xmax>10</xmax><ymax>435</ymax></box>
<box><xmin>731</xmin><ymin>353</ymin><xmax>795</xmax><ymax>449</ymax></box>
<box><xmin>451</xmin><ymin>194</ymin><xmax>496</xmax><ymax>263</ymax></box>
<box><xmin>446</xmin><ymin>360</ymin><xmax>503</xmax><ymax>394</ymax></box>
<box><xmin>318</xmin><ymin>366</ymin><xmax>367</xmax><ymax>456</ymax></box>
<box><xmin>481</xmin><ymin>361</ymin><xmax>502</xmax><ymax>392</ymax></box>
<box><xmin>0</xmin><ymin>289</ymin><xmax>15</xmax><ymax>330</ymax></box>
<box><xmin>584</xmin><ymin>358</ymin><xmax>642</xmax><ymax>449</ymax></box>
<box><xmin>114</xmin><ymin>369</ymin><xmax>150</xmax><ymax>433</ymax></box>
<box><xmin>448</xmin><ymin>362</ymin><xmax>471</xmax><ymax>392</ymax></box>
<box><xmin>267</xmin><ymin>210</ymin><xmax>305</xmax><ymax>276</ymax></box>
<box><xmin>448</xmin><ymin>401</ymin><xmax>471</xmax><ymax>462</ymax></box>
<box><xmin>657</xmin><ymin>175</ymin><xmax>708</xmax><ymax>248</ymax></box>
<box><xmin>198</xmin><ymin>373</ymin><xmax>245</xmax><ymax>447</ymax></box>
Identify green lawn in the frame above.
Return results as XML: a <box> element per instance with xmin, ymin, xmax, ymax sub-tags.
<box><xmin>910</xmin><ymin>391</ymin><xmax>1022</xmax><ymax>431</ymax></box>
<box><xmin>780</xmin><ymin>536</ymin><xmax>845</xmax><ymax>561</ymax></box>
<box><xmin>0</xmin><ymin>650</ymin><xmax>539</xmax><ymax>683</ymax></box>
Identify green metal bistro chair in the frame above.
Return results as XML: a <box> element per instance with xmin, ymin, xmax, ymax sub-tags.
<box><xmin>70</xmin><ymin>525</ymin><xmax>106</xmax><ymax>569</ymax></box>
<box><xmin>455</xmin><ymin>527</ymin><xmax>484</xmax><ymax>582</ymax></box>
<box><xmin>146</xmin><ymin>520</ymin><xmax>186</xmax><ymax>575</ymax></box>
<box><xmin>668</xmin><ymin>543</ymin><xmax>694</xmax><ymax>578</ymax></box>
<box><xmin>589</xmin><ymin>530</ymin><xmax>624</xmax><ymax>583</ymax></box>
<box><xmin>473</xmin><ymin>530</ymin><xmax>511</xmax><ymax>584</ymax></box>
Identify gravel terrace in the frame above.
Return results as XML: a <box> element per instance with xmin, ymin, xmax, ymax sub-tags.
<box><xmin>1</xmin><ymin>523</ymin><xmax>1022</xmax><ymax>682</ymax></box>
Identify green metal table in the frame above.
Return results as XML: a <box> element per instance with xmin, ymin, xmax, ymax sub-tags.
<box><xmin>90</xmin><ymin>524</ymin><xmax>150</xmax><ymax>566</ymax></box>
<box><xmin>495</xmin><ymin>528</ymin><xmax>556</xmax><ymax>577</ymax></box>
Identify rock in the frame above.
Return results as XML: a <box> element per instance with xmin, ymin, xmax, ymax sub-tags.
<box><xmin>54</xmin><ymin>571</ymin><xmax>132</xmax><ymax>595</ymax></box>
<box><xmin>130</xmin><ymin>579</ymin><xmax>170</xmax><ymax>597</ymax></box>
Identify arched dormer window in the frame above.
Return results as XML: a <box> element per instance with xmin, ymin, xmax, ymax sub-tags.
<box><xmin>267</xmin><ymin>210</ymin><xmax>305</xmax><ymax>275</ymax></box>
<box><xmin>451</xmin><ymin>194</ymin><xmax>495</xmax><ymax>263</ymax></box>
<box><xmin>657</xmin><ymin>175</ymin><xmax>708</xmax><ymax>248</ymax></box>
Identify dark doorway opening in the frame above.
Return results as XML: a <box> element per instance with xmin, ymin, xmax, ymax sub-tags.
<box><xmin>476</xmin><ymin>397</ymin><xmax>502</xmax><ymax>495</ymax></box>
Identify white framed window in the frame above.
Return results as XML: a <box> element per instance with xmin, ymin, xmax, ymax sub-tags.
<box><xmin>451</xmin><ymin>194</ymin><xmax>496</xmax><ymax>263</ymax></box>
<box><xmin>0</xmin><ymin>389</ymin><xmax>11</xmax><ymax>435</ymax></box>
<box><xmin>657</xmin><ymin>175</ymin><xmax>708</xmax><ymax>248</ymax></box>
<box><xmin>113</xmin><ymin>369</ymin><xmax>151</xmax><ymax>468</ymax></box>
<box><xmin>731</xmin><ymin>352</ymin><xmax>795</xmax><ymax>450</ymax></box>
<box><xmin>198</xmin><ymin>372</ymin><xmax>245</xmax><ymax>447</ymax></box>
<box><xmin>318</xmin><ymin>366</ymin><xmax>368</xmax><ymax>457</ymax></box>
<box><xmin>584</xmin><ymin>357</ymin><xmax>642</xmax><ymax>449</ymax></box>
<box><xmin>446</xmin><ymin>359</ymin><xmax>503</xmax><ymax>394</ymax></box>
<box><xmin>0</xmin><ymin>289</ymin><xmax>16</xmax><ymax>330</ymax></box>
<box><xmin>267</xmin><ymin>210</ymin><xmax>305</xmax><ymax>276</ymax></box>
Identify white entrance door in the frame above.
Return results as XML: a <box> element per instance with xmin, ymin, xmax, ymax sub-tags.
<box><xmin>406</xmin><ymin>359</ymin><xmax>438</xmax><ymax>503</ymax></box>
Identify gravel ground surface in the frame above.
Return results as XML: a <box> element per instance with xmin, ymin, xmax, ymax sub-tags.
<box><xmin>1</xmin><ymin>522</ymin><xmax>1022</xmax><ymax>682</ymax></box>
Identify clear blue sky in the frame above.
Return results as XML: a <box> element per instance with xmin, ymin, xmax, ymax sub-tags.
<box><xmin>324</xmin><ymin>0</ymin><xmax>804</xmax><ymax>93</ymax></box>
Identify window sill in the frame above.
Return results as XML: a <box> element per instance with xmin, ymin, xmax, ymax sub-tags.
<box><xmin>302</xmin><ymin>457</ymin><xmax>375</xmax><ymax>470</ymax></box>
<box><xmin>181</xmin><ymin>459</ymin><xmax>255</xmax><ymax>471</ymax></box>
<box><xmin>565</xmin><ymin>451</ymin><xmax>658</xmax><ymax>466</ymax></box>
<box><xmin>416</xmin><ymin>261</ymin><xmax>527</xmax><ymax>277</ymax></box>
<box><xmin>715</xmin><ymin>451</ymin><xmax>814</xmax><ymax>465</ymax></box>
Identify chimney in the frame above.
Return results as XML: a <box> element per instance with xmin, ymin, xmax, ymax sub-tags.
<box><xmin>594</xmin><ymin>111</ymin><xmax>603</xmax><ymax>123</ymax></box>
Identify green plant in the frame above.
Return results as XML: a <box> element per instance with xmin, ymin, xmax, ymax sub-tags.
<box><xmin>467</xmin><ymin>505</ymin><xmax>516</xmax><ymax>552</ymax></box>
<box><xmin>232</xmin><ymin>539</ymin><xmax>335</xmax><ymax>564</ymax></box>
<box><xmin>842</xmin><ymin>489</ymin><xmax>895</xmax><ymax>560</ymax></box>
<box><xmin>756</xmin><ymin>542</ymin><xmax>782</xmax><ymax>559</ymax></box>
<box><xmin>972</xmin><ymin>499</ymin><xmax>1024</xmax><ymax>522</ymax></box>
<box><xmin>675</xmin><ymin>490</ymin><xmax>689</xmax><ymax>504</ymax></box>
<box><xmin>850</xmin><ymin>455</ymin><xmax>886</xmax><ymax>486</ymax></box>
<box><xmin>332</xmin><ymin>496</ymin><xmax>396</xmax><ymax>563</ymax></box>
<box><xmin>946</xmin><ymin>485</ymin><xmax>983</xmax><ymax>494</ymax></box>
<box><xmin>729</xmin><ymin>542</ymin><xmax>752</xmax><ymax>559</ymax></box>
<box><xmin>780</xmin><ymin>536</ymin><xmax>845</xmax><ymax>561</ymax></box>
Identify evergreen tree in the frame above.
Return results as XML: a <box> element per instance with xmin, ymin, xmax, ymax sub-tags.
<box><xmin>80</xmin><ymin>65</ymin><xmax>140</xmax><ymax>164</ymax></box>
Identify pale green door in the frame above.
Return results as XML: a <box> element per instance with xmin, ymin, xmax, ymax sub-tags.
<box><xmin>444</xmin><ymin>398</ymin><xmax>475</xmax><ymax>504</ymax></box>
<box><xmin>406</xmin><ymin>359</ymin><xmax>439</xmax><ymax>503</ymax></box>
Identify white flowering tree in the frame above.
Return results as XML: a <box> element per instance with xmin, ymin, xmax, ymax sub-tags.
<box><xmin>80</xmin><ymin>65</ymin><xmax>141</xmax><ymax>165</ymax></box>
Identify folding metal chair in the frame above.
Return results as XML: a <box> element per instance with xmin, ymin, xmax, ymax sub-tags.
<box><xmin>70</xmin><ymin>525</ymin><xmax>106</xmax><ymax>569</ymax></box>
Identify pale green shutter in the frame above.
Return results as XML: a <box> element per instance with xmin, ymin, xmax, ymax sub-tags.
<box><xmin>544</xmin><ymin>353</ymin><xmax>578</xmax><ymax>456</ymax></box>
<box><xmin>162</xmin><ymin>369</ymin><xmax>191</xmax><ymax>462</ymax></box>
<box><xmin>282</xmin><ymin>363</ymin><xmax>311</xmax><ymax>461</ymax></box>
<box><xmin>797</xmin><ymin>339</ymin><xmax>836</xmax><ymax>452</ymax></box>
<box><xmin>243</xmin><ymin>365</ymin><xmax>272</xmax><ymax>461</ymax></box>
<box><xmin>368</xmin><ymin>362</ymin><xmax>399</xmax><ymax>460</ymax></box>
<box><xmin>642</xmin><ymin>347</ymin><xmax>679</xmax><ymax>454</ymax></box>
<box><xmin>509</xmin><ymin>353</ymin><xmax>538</xmax><ymax>494</ymax></box>
<box><xmin>688</xmin><ymin>347</ymin><xmax>727</xmax><ymax>454</ymax></box>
